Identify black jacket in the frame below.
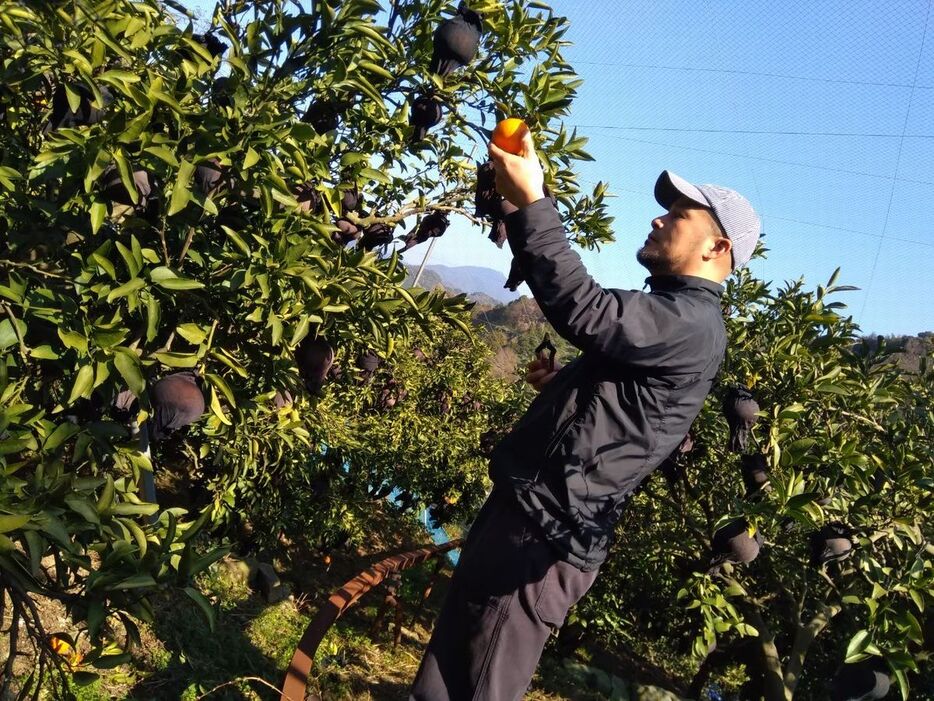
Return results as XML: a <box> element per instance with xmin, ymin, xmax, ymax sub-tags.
<box><xmin>489</xmin><ymin>199</ymin><xmax>727</xmax><ymax>571</ymax></box>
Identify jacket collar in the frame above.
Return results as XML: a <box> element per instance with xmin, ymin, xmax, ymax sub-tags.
<box><xmin>644</xmin><ymin>274</ymin><xmax>724</xmax><ymax>296</ymax></box>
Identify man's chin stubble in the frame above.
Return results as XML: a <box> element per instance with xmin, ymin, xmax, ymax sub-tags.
<box><xmin>636</xmin><ymin>247</ymin><xmax>664</xmax><ymax>271</ymax></box>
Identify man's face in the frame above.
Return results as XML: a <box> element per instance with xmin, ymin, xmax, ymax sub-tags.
<box><xmin>637</xmin><ymin>197</ymin><xmax>724</xmax><ymax>274</ymax></box>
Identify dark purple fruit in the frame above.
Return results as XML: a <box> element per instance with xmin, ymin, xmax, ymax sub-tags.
<box><xmin>809</xmin><ymin>522</ymin><xmax>854</xmax><ymax>567</ymax></box>
<box><xmin>150</xmin><ymin>372</ymin><xmax>205</xmax><ymax>441</ymax></box>
<box><xmin>709</xmin><ymin>518</ymin><xmax>762</xmax><ymax>570</ymax></box>
<box><xmin>295</xmin><ymin>336</ymin><xmax>335</xmax><ymax>396</ymax></box>
<box><xmin>722</xmin><ymin>385</ymin><xmax>760</xmax><ymax>453</ymax></box>
<box><xmin>430</xmin><ymin>2</ymin><xmax>482</xmax><ymax>77</ymax></box>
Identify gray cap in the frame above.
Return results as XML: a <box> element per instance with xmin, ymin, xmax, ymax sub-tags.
<box><xmin>654</xmin><ymin>170</ymin><xmax>761</xmax><ymax>270</ymax></box>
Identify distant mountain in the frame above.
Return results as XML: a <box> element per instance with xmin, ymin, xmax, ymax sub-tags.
<box><xmin>403</xmin><ymin>266</ymin><xmax>456</xmax><ymax>296</ymax></box>
<box><xmin>416</xmin><ymin>264</ymin><xmax>520</xmax><ymax>305</ymax></box>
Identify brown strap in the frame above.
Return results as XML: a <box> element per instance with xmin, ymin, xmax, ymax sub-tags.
<box><xmin>280</xmin><ymin>539</ymin><xmax>462</xmax><ymax>701</ymax></box>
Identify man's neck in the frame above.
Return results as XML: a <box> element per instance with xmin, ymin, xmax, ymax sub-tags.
<box><xmin>649</xmin><ymin>265</ymin><xmax>727</xmax><ymax>284</ymax></box>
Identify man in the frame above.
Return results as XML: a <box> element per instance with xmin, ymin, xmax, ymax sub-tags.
<box><xmin>410</xmin><ymin>130</ymin><xmax>760</xmax><ymax>700</ymax></box>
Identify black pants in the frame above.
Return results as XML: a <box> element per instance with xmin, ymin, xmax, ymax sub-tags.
<box><xmin>409</xmin><ymin>488</ymin><xmax>598</xmax><ymax>701</ymax></box>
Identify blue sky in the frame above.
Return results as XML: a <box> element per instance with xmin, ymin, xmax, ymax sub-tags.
<box><xmin>186</xmin><ymin>1</ymin><xmax>934</xmax><ymax>335</ymax></box>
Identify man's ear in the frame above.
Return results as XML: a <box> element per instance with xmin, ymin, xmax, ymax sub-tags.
<box><xmin>705</xmin><ymin>236</ymin><xmax>732</xmax><ymax>263</ymax></box>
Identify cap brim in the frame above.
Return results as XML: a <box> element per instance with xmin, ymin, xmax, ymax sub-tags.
<box><xmin>654</xmin><ymin>170</ymin><xmax>709</xmax><ymax>210</ymax></box>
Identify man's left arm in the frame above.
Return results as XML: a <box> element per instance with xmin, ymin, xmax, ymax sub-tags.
<box><xmin>505</xmin><ymin>199</ymin><xmax>695</xmax><ymax>370</ymax></box>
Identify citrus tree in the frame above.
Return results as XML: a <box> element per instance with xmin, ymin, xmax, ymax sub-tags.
<box><xmin>570</xmin><ymin>259</ymin><xmax>934</xmax><ymax>700</ymax></box>
<box><xmin>0</xmin><ymin>0</ymin><xmax>612</xmax><ymax>693</ymax></box>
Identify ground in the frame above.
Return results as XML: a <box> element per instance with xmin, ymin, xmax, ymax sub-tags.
<box><xmin>3</xmin><ymin>504</ymin><xmax>689</xmax><ymax>700</ymax></box>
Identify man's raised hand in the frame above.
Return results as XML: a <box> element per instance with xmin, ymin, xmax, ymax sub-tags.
<box><xmin>525</xmin><ymin>355</ymin><xmax>562</xmax><ymax>392</ymax></box>
<box><xmin>487</xmin><ymin>128</ymin><xmax>545</xmax><ymax>210</ymax></box>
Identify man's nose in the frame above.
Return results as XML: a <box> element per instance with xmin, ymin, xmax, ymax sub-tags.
<box><xmin>651</xmin><ymin>215</ymin><xmax>664</xmax><ymax>229</ymax></box>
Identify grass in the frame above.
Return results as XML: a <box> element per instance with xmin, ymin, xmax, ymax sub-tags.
<box><xmin>16</xmin><ymin>503</ymin><xmax>685</xmax><ymax>701</ymax></box>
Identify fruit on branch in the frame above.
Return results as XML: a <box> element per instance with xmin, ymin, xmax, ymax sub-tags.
<box><xmin>301</xmin><ymin>99</ymin><xmax>344</xmax><ymax>134</ymax></box>
<box><xmin>333</xmin><ymin>218</ymin><xmax>360</xmax><ymax>245</ymax></box>
<box><xmin>340</xmin><ymin>184</ymin><xmax>361</xmax><ymax>214</ymax></box>
<box><xmin>272</xmin><ymin>390</ymin><xmax>293</xmax><ymax>409</ymax></box>
<box><xmin>722</xmin><ymin>384</ymin><xmax>759</xmax><ymax>453</ymax></box>
<box><xmin>409</xmin><ymin>92</ymin><xmax>443</xmax><ymax>144</ymax></box>
<box><xmin>356</xmin><ymin>350</ymin><xmax>382</xmax><ymax>383</ymax></box>
<box><xmin>740</xmin><ymin>453</ymin><xmax>770</xmax><ymax>496</ymax></box>
<box><xmin>809</xmin><ymin>522</ymin><xmax>854</xmax><ymax>567</ymax></box>
<box><xmin>193</xmin><ymin>32</ymin><xmax>227</xmax><ymax>59</ymax></box>
<box><xmin>194</xmin><ymin>158</ymin><xmax>226</xmax><ymax>197</ymax></box>
<box><xmin>429</xmin><ymin>2</ymin><xmax>482</xmax><ymax>77</ymax></box>
<box><xmin>44</xmin><ymin>83</ymin><xmax>112</xmax><ymax>132</ymax></box>
<box><xmin>295</xmin><ymin>336</ymin><xmax>335</xmax><ymax>397</ymax></box>
<box><xmin>831</xmin><ymin>660</ymin><xmax>891</xmax><ymax>700</ymax></box>
<box><xmin>360</xmin><ymin>222</ymin><xmax>395</xmax><ymax>251</ymax></box>
<box><xmin>98</xmin><ymin>166</ymin><xmax>157</xmax><ymax>215</ymax></box>
<box><xmin>709</xmin><ymin>518</ymin><xmax>763</xmax><ymax>570</ymax></box>
<box><xmin>294</xmin><ymin>181</ymin><xmax>321</xmax><ymax>214</ymax></box>
<box><xmin>149</xmin><ymin>371</ymin><xmax>206</xmax><ymax>441</ymax></box>
<box><xmin>491</xmin><ymin>117</ymin><xmax>529</xmax><ymax>155</ymax></box>
<box><xmin>402</xmin><ymin>211</ymin><xmax>449</xmax><ymax>251</ymax></box>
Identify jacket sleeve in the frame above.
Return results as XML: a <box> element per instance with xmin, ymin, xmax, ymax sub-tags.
<box><xmin>505</xmin><ymin>198</ymin><xmax>702</xmax><ymax>371</ymax></box>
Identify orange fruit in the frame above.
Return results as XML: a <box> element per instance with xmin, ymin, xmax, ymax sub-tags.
<box><xmin>491</xmin><ymin>118</ymin><xmax>529</xmax><ymax>155</ymax></box>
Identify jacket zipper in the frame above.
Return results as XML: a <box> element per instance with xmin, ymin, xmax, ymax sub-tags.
<box><xmin>543</xmin><ymin>409</ymin><xmax>580</xmax><ymax>458</ymax></box>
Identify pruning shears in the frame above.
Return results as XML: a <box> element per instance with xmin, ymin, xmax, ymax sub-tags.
<box><xmin>535</xmin><ymin>334</ymin><xmax>556</xmax><ymax>372</ymax></box>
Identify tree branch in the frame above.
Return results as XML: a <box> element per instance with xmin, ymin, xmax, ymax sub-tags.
<box><xmin>0</xmin><ymin>259</ymin><xmax>68</xmax><ymax>280</ymax></box>
<box><xmin>742</xmin><ymin>605</ymin><xmax>789</xmax><ymax>701</ymax></box>
<box><xmin>783</xmin><ymin>602</ymin><xmax>841</xmax><ymax>694</ymax></box>
<box><xmin>1</xmin><ymin>302</ymin><xmax>28</xmax><ymax>361</ymax></box>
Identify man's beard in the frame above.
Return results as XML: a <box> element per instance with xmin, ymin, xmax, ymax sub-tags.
<box><xmin>636</xmin><ymin>245</ymin><xmax>670</xmax><ymax>274</ymax></box>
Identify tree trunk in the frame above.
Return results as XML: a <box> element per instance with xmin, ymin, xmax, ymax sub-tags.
<box><xmin>783</xmin><ymin>604</ymin><xmax>841</xmax><ymax>696</ymax></box>
<box><xmin>743</xmin><ymin>607</ymin><xmax>791</xmax><ymax>701</ymax></box>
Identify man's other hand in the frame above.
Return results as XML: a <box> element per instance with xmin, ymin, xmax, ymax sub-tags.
<box><xmin>525</xmin><ymin>355</ymin><xmax>562</xmax><ymax>392</ymax></box>
<box><xmin>488</xmin><ymin>129</ymin><xmax>546</xmax><ymax>209</ymax></box>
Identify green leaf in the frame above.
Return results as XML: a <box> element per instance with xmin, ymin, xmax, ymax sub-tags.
<box><xmin>87</xmin><ymin>600</ymin><xmax>105</xmax><ymax>640</ymax></box>
<box><xmin>150</xmin><ymin>266</ymin><xmax>204</xmax><ymax>290</ymax></box>
<box><xmin>90</xmin><ymin>252</ymin><xmax>117</xmax><ymax>280</ymax></box>
<box><xmin>107</xmin><ymin>277</ymin><xmax>145</xmax><ymax>302</ymax></box>
<box><xmin>184</xmin><ymin>587</ymin><xmax>217</xmax><ymax>632</ymax></box>
<box><xmin>176</xmin><ymin>324</ymin><xmax>207</xmax><ymax>345</ymax></box>
<box><xmin>96</xmin><ymin>476</ymin><xmax>115</xmax><ymax>515</ymax></box>
<box><xmin>58</xmin><ymin>329</ymin><xmax>89</xmax><ymax>355</ymax></box>
<box><xmin>844</xmin><ymin>629</ymin><xmax>870</xmax><ymax>662</ymax></box>
<box><xmin>112</xmin><ymin>574</ymin><xmax>157</xmax><ymax>590</ymax></box>
<box><xmin>64</xmin><ymin>83</ymin><xmax>82</xmax><ymax>113</ymax></box>
<box><xmin>44</xmin><ymin>423</ymin><xmax>81</xmax><ymax>452</ymax></box>
<box><xmin>168</xmin><ymin>159</ymin><xmax>196</xmax><ymax>215</ymax></box>
<box><xmin>242</xmin><ymin>147</ymin><xmax>260</xmax><ymax>170</ymax></box>
<box><xmin>90</xmin><ymin>201</ymin><xmax>107</xmax><ymax>234</ymax></box>
<box><xmin>0</xmin><ymin>165</ymin><xmax>22</xmax><ymax>190</ymax></box>
<box><xmin>359</xmin><ymin>166</ymin><xmax>391</xmax><ymax>185</ymax></box>
<box><xmin>72</xmin><ymin>671</ymin><xmax>101</xmax><ymax>687</ymax></box>
<box><xmin>0</xmin><ymin>514</ymin><xmax>30</xmax><ymax>533</ymax></box>
<box><xmin>143</xmin><ymin>145</ymin><xmax>179</xmax><ymax>167</ymax></box>
<box><xmin>145</xmin><ymin>294</ymin><xmax>161</xmax><ymax>342</ymax></box>
<box><xmin>68</xmin><ymin>364</ymin><xmax>96</xmax><ymax>404</ymax></box>
<box><xmin>209</xmin><ymin>385</ymin><xmax>231</xmax><ymax>426</ymax></box>
<box><xmin>112</xmin><ymin>149</ymin><xmax>138</xmax><ymax>205</ymax></box>
<box><xmin>65</xmin><ymin>496</ymin><xmax>100</xmax><ymax>525</ymax></box>
<box><xmin>113</xmin><ymin>348</ymin><xmax>145</xmax><ymax>396</ymax></box>
<box><xmin>29</xmin><ymin>345</ymin><xmax>59</xmax><ymax>360</ymax></box>
<box><xmin>92</xmin><ymin>652</ymin><xmax>132</xmax><ymax>670</ymax></box>
<box><xmin>119</xmin><ymin>517</ymin><xmax>148</xmax><ymax>557</ymax></box>
<box><xmin>151</xmin><ymin>351</ymin><xmax>199</xmax><ymax>368</ymax></box>
<box><xmin>108</xmin><ymin>502</ymin><xmax>159</xmax><ymax>517</ymax></box>
<box><xmin>221</xmin><ymin>226</ymin><xmax>251</xmax><ymax>256</ymax></box>
<box><xmin>0</xmin><ymin>318</ymin><xmax>26</xmax><ymax>350</ymax></box>
<box><xmin>357</xmin><ymin>59</ymin><xmax>394</xmax><ymax>81</ymax></box>
<box><xmin>155</xmin><ymin>277</ymin><xmax>204</xmax><ymax>291</ymax></box>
